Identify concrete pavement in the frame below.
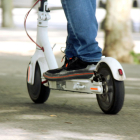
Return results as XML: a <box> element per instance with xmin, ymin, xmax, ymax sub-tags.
<box><xmin>0</xmin><ymin>8</ymin><xmax>140</xmax><ymax>140</ymax></box>
<box><xmin>0</xmin><ymin>52</ymin><xmax>140</xmax><ymax>140</ymax></box>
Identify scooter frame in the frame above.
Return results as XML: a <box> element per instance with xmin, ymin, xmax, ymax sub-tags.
<box><xmin>27</xmin><ymin>0</ymin><xmax>126</xmax><ymax>95</ymax></box>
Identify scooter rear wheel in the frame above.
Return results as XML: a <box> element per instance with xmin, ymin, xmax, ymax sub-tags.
<box><xmin>96</xmin><ymin>63</ymin><xmax>125</xmax><ymax>114</ymax></box>
<box><xmin>26</xmin><ymin>62</ymin><xmax>50</xmax><ymax>103</ymax></box>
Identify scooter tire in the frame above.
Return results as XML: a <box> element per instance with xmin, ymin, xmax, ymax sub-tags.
<box><xmin>26</xmin><ymin>62</ymin><xmax>50</xmax><ymax>103</ymax></box>
<box><xmin>96</xmin><ymin>63</ymin><xmax>125</xmax><ymax>114</ymax></box>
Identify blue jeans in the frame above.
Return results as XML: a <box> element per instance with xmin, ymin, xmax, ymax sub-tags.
<box><xmin>61</xmin><ymin>0</ymin><xmax>102</xmax><ymax>62</ymax></box>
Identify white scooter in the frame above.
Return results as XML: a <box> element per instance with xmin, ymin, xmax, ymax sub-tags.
<box><xmin>25</xmin><ymin>0</ymin><xmax>126</xmax><ymax>114</ymax></box>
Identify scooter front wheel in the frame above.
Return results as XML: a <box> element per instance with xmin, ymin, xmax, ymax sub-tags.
<box><xmin>96</xmin><ymin>63</ymin><xmax>125</xmax><ymax>114</ymax></box>
<box><xmin>26</xmin><ymin>62</ymin><xmax>50</xmax><ymax>103</ymax></box>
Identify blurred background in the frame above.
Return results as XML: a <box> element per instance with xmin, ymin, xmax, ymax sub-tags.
<box><xmin>0</xmin><ymin>0</ymin><xmax>140</xmax><ymax>64</ymax></box>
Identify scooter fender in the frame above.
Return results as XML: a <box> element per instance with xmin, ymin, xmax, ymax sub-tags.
<box><xmin>96</xmin><ymin>57</ymin><xmax>126</xmax><ymax>81</ymax></box>
<box><xmin>37</xmin><ymin>57</ymin><xmax>49</xmax><ymax>80</ymax></box>
<box><xmin>27</xmin><ymin>50</ymin><xmax>49</xmax><ymax>85</ymax></box>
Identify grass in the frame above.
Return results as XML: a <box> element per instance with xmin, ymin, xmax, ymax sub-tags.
<box><xmin>130</xmin><ymin>51</ymin><xmax>140</xmax><ymax>64</ymax></box>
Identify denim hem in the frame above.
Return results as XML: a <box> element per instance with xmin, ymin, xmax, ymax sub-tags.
<box><xmin>61</xmin><ymin>0</ymin><xmax>102</xmax><ymax>63</ymax></box>
<box><xmin>79</xmin><ymin>57</ymin><xmax>101</xmax><ymax>63</ymax></box>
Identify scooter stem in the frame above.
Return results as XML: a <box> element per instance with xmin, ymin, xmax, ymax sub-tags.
<box><xmin>36</xmin><ymin>0</ymin><xmax>58</xmax><ymax>69</ymax></box>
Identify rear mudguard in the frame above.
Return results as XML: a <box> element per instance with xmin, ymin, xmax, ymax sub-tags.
<box><xmin>96</xmin><ymin>57</ymin><xmax>126</xmax><ymax>81</ymax></box>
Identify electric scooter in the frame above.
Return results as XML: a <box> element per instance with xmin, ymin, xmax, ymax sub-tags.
<box><xmin>25</xmin><ymin>0</ymin><xmax>126</xmax><ymax>114</ymax></box>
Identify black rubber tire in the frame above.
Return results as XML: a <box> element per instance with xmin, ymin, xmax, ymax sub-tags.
<box><xmin>96</xmin><ymin>63</ymin><xmax>125</xmax><ymax>114</ymax></box>
<box><xmin>26</xmin><ymin>62</ymin><xmax>50</xmax><ymax>103</ymax></box>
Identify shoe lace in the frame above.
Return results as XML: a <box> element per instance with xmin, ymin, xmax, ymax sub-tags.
<box><xmin>65</xmin><ymin>57</ymin><xmax>73</xmax><ymax>68</ymax></box>
<box><xmin>61</xmin><ymin>55</ymin><xmax>66</xmax><ymax>62</ymax></box>
<box><xmin>61</xmin><ymin>55</ymin><xmax>74</xmax><ymax>68</ymax></box>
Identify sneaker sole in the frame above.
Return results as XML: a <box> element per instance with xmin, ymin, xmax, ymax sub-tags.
<box><xmin>43</xmin><ymin>71</ymin><xmax>94</xmax><ymax>81</ymax></box>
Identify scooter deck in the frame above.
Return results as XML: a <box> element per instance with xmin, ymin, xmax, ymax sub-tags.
<box><xmin>48</xmin><ymin>79</ymin><xmax>103</xmax><ymax>94</ymax></box>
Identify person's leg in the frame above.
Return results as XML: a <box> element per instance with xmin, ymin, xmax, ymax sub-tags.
<box><xmin>61</xmin><ymin>0</ymin><xmax>102</xmax><ymax>62</ymax></box>
<box><xmin>61</xmin><ymin>1</ymin><xmax>78</xmax><ymax>59</ymax></box>
<box><xmin>43</xmin><ymin>0</ymin><xmax>102</xmax><ymax>81</ymax></box>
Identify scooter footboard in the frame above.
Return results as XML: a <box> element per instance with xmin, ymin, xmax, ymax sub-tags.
<box><xmin>49</xmin><ymin>79</ymin><xmax>103</xmax><ymax>94</ymax></box>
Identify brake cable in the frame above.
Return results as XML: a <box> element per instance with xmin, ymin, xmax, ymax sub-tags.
<box><xmin>24</xmin><ymin>0</ymin><xmax>44</xmax><ymax>52</ymax></box>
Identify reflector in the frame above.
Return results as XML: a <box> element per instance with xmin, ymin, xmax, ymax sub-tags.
<box><xmin>118</xmin><ymin>69</ymin><xmax>123</xmax><ymax>76</ymax></box>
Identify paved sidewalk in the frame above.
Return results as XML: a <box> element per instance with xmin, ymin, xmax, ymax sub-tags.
<box><xmin>0</xmin><ymin>49</ymin><xmax>140</xmax><ymax>140</ymax></box>
<box><xmin>0</xmin><ymin>7</ymin><xmax>140</xmax><ymax>140</ymax></box>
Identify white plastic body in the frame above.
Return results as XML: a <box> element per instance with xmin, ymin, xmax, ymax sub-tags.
<box><xmin>27</xmin><ymin>1</ymin><xmax>58</xmax><ymax>85</ymax></box>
